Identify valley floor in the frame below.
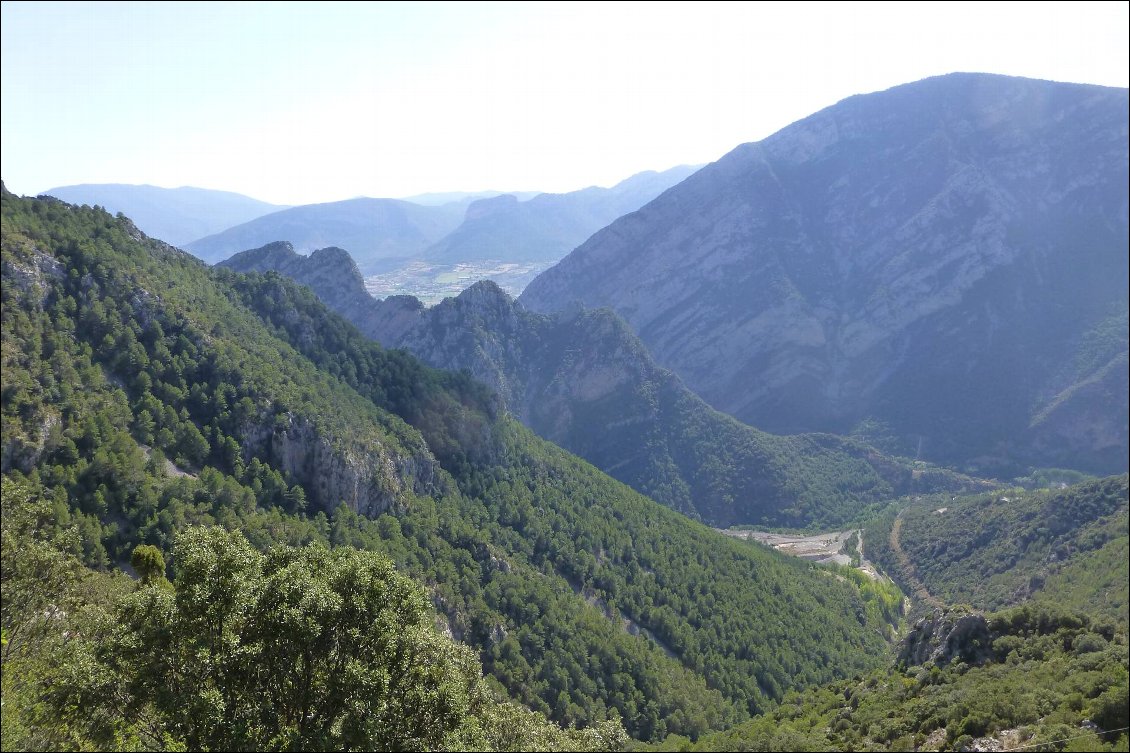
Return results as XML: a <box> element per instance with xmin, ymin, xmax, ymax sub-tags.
<box><xmin>717</xmin><ymin>528</ymin><xmax>883</xmax><ymax>580</ymax></box>
<box><xmin>365</xmin><ymin>259</ymin><xmax>553</xmax><ymax>303</ymax></box>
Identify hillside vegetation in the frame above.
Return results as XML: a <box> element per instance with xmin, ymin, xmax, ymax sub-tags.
<box><xmin>1</xmin><ymin>188</ymin><xmax>901</xmax><ymax>743</ymax></box>
<box><xmin>643</xmin><ymin>477</ymin><xmax>1129</xmax><ymax>751</ymax></box>
<box><xmin>1</xmin><ymin>476</ymin><xmax>626</xmax><ymax>751</ymax></box>
<box><xmin>864</xmin><ymin>476</ymin><xmax>1129</xmax><ymax>624</ymax></box>
<box><xmin>645</xmin><ymin>605</ymin><xmax>1128</xmax><ymax>752</ymax></box>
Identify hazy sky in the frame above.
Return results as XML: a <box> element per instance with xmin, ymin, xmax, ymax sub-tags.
<box><xmin>3</xmin><ymin>1</ymin><xmax>1127</xmax><ymax>205</ymax></box>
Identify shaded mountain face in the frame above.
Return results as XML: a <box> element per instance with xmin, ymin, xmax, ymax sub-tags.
<box><xmin>186</xmin><ymin>197</ymin><xmax>465</xmax><ymax>268</ymax></box>
<box><xmin>520</xmin><ymin>74</ymin><xmax>1130</xmax><ymax>476</ymax></box>
<box><xmin>423</xmin><ymin>165</ymin><xmax>700</xmax><ymax>265</ymax></box>
<box><xmin>223</xmin><ymin>243</ymin><xmax>980</xmax><ymax>528</ymax></box>
<box><xmin>41</xmin><ymin>183</ymin><xmax>285</xmax><ymax>247</ymax></box>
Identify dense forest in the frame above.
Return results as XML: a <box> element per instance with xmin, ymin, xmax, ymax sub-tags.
<box><xmin>1</xmin><ymin>188</ymin><xmax>904</xmax><ymax>745</ymax></box>
<box><xmin>637</xmin><ymin>476</ymin><xmax>1130</xmax><ymax>751</ymax></box>
<box><xmin>1</xmin><ymin>475</ymin><xmax>625</xmax><ymax>751</ymax></box>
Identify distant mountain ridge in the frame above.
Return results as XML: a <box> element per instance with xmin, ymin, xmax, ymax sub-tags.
<box><xmin>186</xmin><ymin>197</ymin><xmax>466</xmax><ymax>267</ymax></box>
<box><xmin>422</xmin><ymin>165</ymin><xmax>700</xmax><ymax>264</ymax></box>
<box><xmin>192</xmin><ymin>165</ymin><xmax>697</xmax><ymax>274</ymax></box>
<box><xmin>222</xmin><ymin>241</ymin><xmax>980</xmax><ymax>527</ymax></box>
<box><xmin>400</xmin><ymin>189</ymin><xmax>541</xmax><ymax>206</ymax></box>
<box><xmin>520</xmin><ymin>73</ymin><xmax>1130</xmax><ymax>475</ymax></box>
<box><xmin>41</xmin><ymin>183</ymin><xmax>286</xmax><ymax>247</ymax></box>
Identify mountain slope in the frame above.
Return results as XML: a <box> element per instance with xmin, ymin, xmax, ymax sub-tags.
<box><xmin>41</xmin><ymin>183</ymin><xmax>285</xmax><ymax>247</ymax></box>
<box><xmin>659</xmin><ymin>603</ymin><xmax>1128</xmax><ymax>752</ymax></box>
<box><xmin>520</xmin><ymin>74</ymin><xmax>1130</xmax><ymax>476</ymax></box>
<box><xmin>222</xmin><ymin>242</ymin><xmax>979</xmax><ymax>528</ymax></box>
<box><xmin>0</xmin><ymin>486</ymin><xmax>625</xmax><ymax>751</ymax></box>
<box><xmin>671</xmin><ymin>475</ymin><xmax>1130</xmax><ymax>752</ymax></box>
<box><xmin>864</xmin><ymin>475</ymin><xmax>1130</xmax><ymax>624</ymax></box>
<box><xmin>3</xmin><ymin>187</ymin><xmax>899</xmax><ymax>740</ymax></box>
<box><xmin>423</xmin><ymin>166</ymin><xmax>699</xmax><ymax>265</ymax></box>
<box><xmin>185</xmin><ymin>197</ymin><xmax>465</xmax><ymax>268</ymax></box>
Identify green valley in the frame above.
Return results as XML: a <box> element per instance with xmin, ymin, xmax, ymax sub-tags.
<box><xmin>1</xmin><ymin>188</ymin><xmax>903</xmax><ymax>746</ymax></box>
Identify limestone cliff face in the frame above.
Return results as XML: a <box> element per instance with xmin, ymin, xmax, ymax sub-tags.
<box><xmin>898</xmin><ymin>609</ymin><xmax>994</xmax><ymax>668</ymax></box>
<box><xmin>239</xmin><ymin>410</ymin><xmax>443</xmax><ymax>518</ymax></box>
<box><xmin>520</xmin><ymin>74</ymin><xmax>1130</xmax><ymax>475</ymax></box>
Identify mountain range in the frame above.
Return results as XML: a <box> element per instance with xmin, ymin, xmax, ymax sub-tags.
<box><xmin>5</xmin><ymin>70</ymin><xmax>1128</xmax><ymax>753</ymax></box>
<box><xmin>422</xmin><ymin>166</ymin><xmax>699</xmax><ymax>265</ymax></box>
<box><xmin>40</xmin><ymin>183</ymin><xmax>287</xmax><ymax>247</ymax></box>
<box><xmin>191</xmin><ymin>165</ymin><xmax>696</xmax><ymax>273</ymax></box>
<box><xmin>185</xmin><ymin>197</ymin><xmax>468</xmax><ymax>267</ymax></box>
<box><xmin>221</xmin><ymin>241</ymin><xmax>979</xmax><ymax>528</ymax></box>
<box><xmin>521</xmin><ymin>73</ymin><xmax>1130</xmax><ymax>476</ymax></box>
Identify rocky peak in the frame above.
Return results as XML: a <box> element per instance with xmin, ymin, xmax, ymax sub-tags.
<box><xmin>307</xmin><ymin>245</ymin><xmax>361</xmax><ymax>276</ymax></box>
<box><xmin>222</xmin><ymin>241</ymin><xmax>298</xmax><ymax>270</ymax></box>
<box><xmin>451</xmin><ymin>280</ymin><xmax>516</xmax><ymax>315</ymax></box>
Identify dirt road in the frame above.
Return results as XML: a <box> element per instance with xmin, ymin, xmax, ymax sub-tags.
<box><xmin>889</xmin><ymin>511</ymin><xmax>943</xmax><ymax>608</ymax></box>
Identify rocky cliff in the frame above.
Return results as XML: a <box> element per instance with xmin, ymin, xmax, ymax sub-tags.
<box><xmin>898</xmin><ymin>609</ymin><xmax>994</xmax><ymax>668</ymax></box>
<box><xmin>239</xmin><ymin>409</ymin><xmax>443</xmax><ymax>518</ymax></box>
<box><xmin>520</xmin><ymin>74</ymin><xmax>1130</xmax><ymax>475</ymax></box>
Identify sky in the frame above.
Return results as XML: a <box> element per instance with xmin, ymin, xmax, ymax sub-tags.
<box><xmin>2</xmin><ymin>1</ymin><xmax>1128</xmax><ymax>206</ymax></box>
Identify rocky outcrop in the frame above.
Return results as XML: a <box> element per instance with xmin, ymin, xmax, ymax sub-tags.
<box><xmin>239</xmin><ymin>409</ymin><xmax>444</xmax><ymax>518</ymax></box>
<box><xmin>520</xmin><ymin>74</ymin><xmax>1129</xmax><ymax>475</ymax></box>
<box><xmin>220</xmin><ymin>242</ymin><xmax>406</xmax><ymax>341</ymax></box>
<box><xmin>898</xmin><ymin>608</ymin><xmax>993</xmax><ymax>668</ymax></box>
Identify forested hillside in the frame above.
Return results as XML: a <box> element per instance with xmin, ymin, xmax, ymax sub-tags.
<box><xmin>864</xmin><ymin>476</ymin><xmax>1129</xmax><ymax>624</ymax></box>
<box><xmin>1</xmin><ymin>187</ymin><xmax>901</xmax><ymax>743</ymax></box>
<box><xmin>646</xmin><ymin>604</ymin><xmax>1128</xmax><ymax>752</ymax></box>
<box><xmin>640</xmin><ymin>477</ymin><xmax>1129</xmax><ymax>751</ymax></box>
<box><xmin>1</xmin><ymin>476</ymin><xmax>624</xmax><ymax>751</ymax></box>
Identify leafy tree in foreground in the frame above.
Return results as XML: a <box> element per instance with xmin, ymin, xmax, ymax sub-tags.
<box><xmin>12</xmin><ymin>519</ymin><xmax>624</xmax><ymax>751</ymax></box>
